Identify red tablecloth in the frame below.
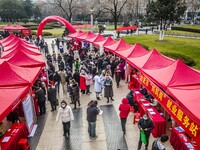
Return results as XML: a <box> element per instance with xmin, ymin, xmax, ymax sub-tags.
<box><xmin>134</xmin><ymin>90</ymin><xmax>166</xmax><ymax>137</ymax></box>
<box><xmin>0</xmin><ymin>122</ymin><xmax>28</xmax><ymax>150</ymax></box>
<box><xmin>170</xmin><ymin>127</ymin><xmax>200</xmax><ymax>150</ymax></box>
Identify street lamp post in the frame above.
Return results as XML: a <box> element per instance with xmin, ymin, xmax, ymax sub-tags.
<box><xmin>90</xmin><ymin>9</ymin><xmax>94</xmax><ymax>32</ymax></box>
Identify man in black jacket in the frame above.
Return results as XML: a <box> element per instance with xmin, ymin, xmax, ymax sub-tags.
<box><xmin>35</xmin><ymin>86</ymin><xmax>46</xmax><ymax>115</ymax></box>
<box><xmin>138</xmin><ymin>113</ymin><xmax>154</xmax><ymax>150</ymax></box>
<box><xmin>48</xmin><ymin>85</ymin><xmax>57</xmax><ymax>111</ymax></box>
<box><xmin>87</xmin><ymin>101</ymin><xmax>100</xmax><ymax>139</ymax></box>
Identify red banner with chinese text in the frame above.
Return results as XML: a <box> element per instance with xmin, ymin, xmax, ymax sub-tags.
<box><xmin>139</xmin><ymin>74</ymin><xmax>200</xmax><ymax>143</ymax></box>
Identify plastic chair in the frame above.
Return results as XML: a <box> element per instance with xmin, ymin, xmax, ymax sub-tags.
<box><xmin>133</xmin><ymin>112</ymin><xmax>141</xmax><ymax>124</ymax></box>
<box><xmin>18</xmin><ymin>138</ymin><xmax>30</xmax><ymax>150</ymax></box>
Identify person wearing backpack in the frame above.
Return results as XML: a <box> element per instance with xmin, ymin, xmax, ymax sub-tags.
<box><xmin>152</xmin><ymin>134</ymin><xmax>169</xmax><ymax>150</ymax></box>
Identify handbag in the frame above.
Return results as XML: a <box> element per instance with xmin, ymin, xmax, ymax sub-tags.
<box><xmin>140</xmin><ymin>130</ymin><xmax>147</xmax><ymax>145</ymax></box>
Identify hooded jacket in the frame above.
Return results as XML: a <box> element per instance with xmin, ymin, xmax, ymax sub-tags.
<box><xmin>119</xmin><ymin>98</ymin><xmax>130</xmax><ymax>118</ymax></box>
<box><xmin>56</xmin><ymin>105</ymin><xmax>74</xmax><ymax>123</ymax></box>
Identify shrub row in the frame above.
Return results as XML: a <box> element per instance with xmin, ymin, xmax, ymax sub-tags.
<box><xmin>161</xmin><ymin>52</ymin><xmax>196</xmax><ymax>67</ymax></box>
<box><xmin>171</xmin><ymin>26</ymin><xmax>200</xmax><ymax>34</ymax></box>
<box><xmin>29</xmin><ymin>25</ymin><xmax>54</xmax><ymax>30</ymax></box>
<box><xmin>31</xmin><ymin>31</ymin><xmax>52</xmax><ymax>36</ymax></box>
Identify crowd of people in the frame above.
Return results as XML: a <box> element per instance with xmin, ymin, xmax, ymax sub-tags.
<box><xmin>30</xmin><ymin>36</ymin><xmax>169</xmax><ymax>150</ymax></box>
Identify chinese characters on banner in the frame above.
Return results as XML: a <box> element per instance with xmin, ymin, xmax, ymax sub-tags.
<box><xmin>139</xmin><ymin>74</ymin><xmax>200</xmax><ymax>143</ymax></box>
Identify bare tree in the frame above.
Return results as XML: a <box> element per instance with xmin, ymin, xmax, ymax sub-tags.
<box><xmin>47</xmin><ymin>0</ymin><xmax>80</xmax><ymax>22</ymax></box>
<box><xmin>98</xmin><ymin>0</ymin><xmax>129</xmax><ymax>29</ymax></box>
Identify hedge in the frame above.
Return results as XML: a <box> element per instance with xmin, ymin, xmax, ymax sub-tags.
<box><xmin>161</xmin><ymin>52</ymin><xmax>196</xmax><ymax>67</ymax></box>
<box><xmin>171</xmin><ymin>26</ymin><xmax>200</xmax><ymax>34</ymax></box>
<box><xmin>31</xmin><ymin>31</ymin><xmax>52</xmax><ymax>36</ymax></box>
<box><xmin>29</xmin><ymin>25</ymin><xmax>53</xmax><ymax>30</ymax></box>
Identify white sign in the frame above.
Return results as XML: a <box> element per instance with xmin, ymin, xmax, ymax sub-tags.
<box><xmin>22</xmin><ymin>94</ymin><xmax>34</xmax><ymax>134</ymax></box>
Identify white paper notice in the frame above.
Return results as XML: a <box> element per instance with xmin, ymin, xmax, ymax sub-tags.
<box><xmin>2</xmin><ymin>136</ymin><xmax>11</xmax><ymax>142</ymax></box>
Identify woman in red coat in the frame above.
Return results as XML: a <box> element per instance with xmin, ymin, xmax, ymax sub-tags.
<box><xmin>119</xmin><ymin>98</ymin><xmax>130</xmax><ymax>135</ymax></box>
<box><xmin>79</xmin><ymin>70</ymin><xmax>86</xmax><ymax>94</ymax></box>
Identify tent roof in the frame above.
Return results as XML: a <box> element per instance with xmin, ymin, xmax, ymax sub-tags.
<box><xmin>0</xmin><ymin>33</ymin><xmax>15</xmax><ymax>44</ymax></box>
<box><xmin>142</xmin><ymin>59</ymin><xmax>200</xmax><ymax>90</ymax></box>
<box><xmin>0</xmin><ymin>61</ymin><xmax>41</xmax><ymax>86</ymax></box>
<box><xmin>127</xmin><ymin>49</ymin><xmax>156</xmax><ymax>70</ymax></box>
<box><xmin>76</xmin><ymin>31</ymin><xmax>96</xmax><ymax>41</ymax></box>
<box><xmin>168</xmin><ymin>86</ymin><xmax>200</xmax><ymax>122</ymax></box>
<box><xmin>1</xmin><ymin>24</ymin><xmax>29</xmax><ymax>30</ymax></box>
<box><xmin>104</xmin><ymin>38</ymin><xmax>132</xmax><ymax>53</ymax></box>
<box><xmin>2</xmin><ymin>41</ymin><xmax>40</xmax><ymax>55</ymax></box>
<box><xmin>0</xmin><ymin>86</ymin><xmax>29</xmax><ymax>122</ymax></box>
<box><xmin>142</xmin><ymin>48</ymin><xmax>175</xmax><ymax>69</ymax></box>
<box><xmin>86</xmin><ymin>33</ymin><xmax>106</xmax><ymax>43</ymax></box>
<box><xmin>68</xmin><ymin>30</ymin><xmax>84</xmax><ymax>38</ymax></box>
<box><xmin>115</xmin><ymin>43</ymin><xmax>149</xmax><ymax>59</ymax></box>
<box><xmin>2</xmin><ymin>50</ymin><xmax>45</xmax><ymax>67</ymax></box>
<box><xmin>0</xmin><ymin>61</ymin><xmax>29</xmax><ymax>87</ymax></box>
<box><xmin>94</xmin><ymin>36</ymin><xmax>116</xmax><ymax>47</ymax></box>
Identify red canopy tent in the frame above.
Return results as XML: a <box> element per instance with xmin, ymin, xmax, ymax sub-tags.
<box><xmin>0</xmin><ymin>86</ymin><xmax>29</xmax><ymax>122</ymax></box>
<box><xmin>116</xmin><ymin>43</ymin><xmax>149</xmax><ymax>59</ymax></box>
<box><xmin>0</xmin><ymin>33</ymin><xmax>16</xmax><ymax>44</ymax></box>
<box><xmin>0</xmin><ymin>61</ymin><xmax>41</xmax><ymax>87</ymax></box>
<box><xmin>94</xmin><ymin>36</ymin><xmax>116</xmax><ymax>47</ymax></box>
<box><xmin>142</xmin><ymin>48</ymin><xmax>175</xmax><ymax>69</ymax></box>
<box><xmin>86</xmin><ymin>33</ymin><xmax>106</xmax><ymax>43</ymax></box>
<box><xmin>142</xmin><ymin>59</ymin><xmax>200</xmax><ymax>90</ymax></box>
<box><xmin>1</xmin><ymin>50</ymin><xmax>45</xmax><ymax>67</ymax></box>
<box><xmin>1</xmin><ymin>24</ymin><xmax>31</xmax><ymax>36</ymax></box>
<box><xmin>76</xmin><ymin>31</ymin><xmax>97</xmax><ymax>41</ymax></box>
<box><xmin>68</xmin><ymin>30</ymin><xmax>85</xmax><ymax>38</ymax></box>
<box><xmin>0</xmin><ymin>34</ymin><xmax>19</xmax><ymax>48</ymax></box>
<box><xmin>2</xmin><ymin>41</ymin><xmax>40</xmax><ymax>55</ymax></box>
<box><xmin>104</xmin><ymin>38</ymin><xmax>132</xmax><ymax>53</ymax></box>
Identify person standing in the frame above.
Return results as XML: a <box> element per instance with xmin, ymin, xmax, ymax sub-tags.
<box><xmin>58</xmin><ymin>69</ymin><xmax>67</xmax><ymax>93</ymax></box>
<box><xmin>73</xmin><ymin>69</ymin><xmax>80</xmax><ymax>86</ymax></box>
<box><xmin>48</xmin><ymin>85</ymin><xmax>57</xmax><ymax>111</ymax></box>
<box><xmin>85</xmin><ymin>71</ymin><xmax>93</xmax><ymax>95</ymax></box>
<box><xmin>53</xmin><ymin>71</ymin><xmax>61</xmax><ymax>94</ymax></box>
<box><xmin>138</xmin><ymin>113</ymin><xmax>154</xmax><ymax>150</ymax></box>
<box><xmin>51</xmin><ymin>40</ymin><xmax>55</xmax><ymax>52</ymax></box>
<box><xmin>79</xmin><ymin>70</ymin><xmax>86</xmax><ymax>94</ymax></box>
<box><xmin>87</xmin><ymin>100</ymin><xmax>100</xmax><ymax>139</ymax></box>
<box><xmin>115</xmin><ymin>65</ymin><xmax>121</xmax><ymax>88</ymax></box>
<box><xmin>152</xmin><ymin>134</ymin><xmax>169</xmax><ymax>150</ymax></box>
<box><xmin>119</xmin><ymin>98</ymin><xmax>130</xmax><ymax>135</ymax></box>
<box><xmin>93</xmin><ymin>72</ymin><xmax>102</xmax><ymax>100</ymax></box>
<box><xmin>71</xmin><ymin>79</ymin><xmax>80</xmax><ymax>109</ymax></box>
<box><xmin>35</xmin><ymin>86</ymin><xmax>46</xmax><ymax>115</ymax></box>
<box><xmin>56</xmin><ymin>100</ymin><xmax>74</xmax><ymax>137</ymax></box>
<box><xmin>104</xmin><ymin>75</ymin><xmax>114</xmax><ymax>103</ymax></box>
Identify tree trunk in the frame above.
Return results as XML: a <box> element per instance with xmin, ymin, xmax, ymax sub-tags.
<box><xmin>114</xmin><ymin>5</ymin><xmax>117</xmax><ymax>30</ymax></box>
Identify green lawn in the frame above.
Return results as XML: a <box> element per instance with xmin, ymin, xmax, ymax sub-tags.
<box><xmin>174</xmin><ymin>24</ymin><xmax>200</xmax><ymax>30</ymax></box>
<box><xmin>165</xmin><ymin>30</ymin><xmax>200</xmax><ymax>36</ymax></box>
<box><xmin>122</xmin><ymin>35</ymin><xmax>200</xmax><ymax>70</ymax></box>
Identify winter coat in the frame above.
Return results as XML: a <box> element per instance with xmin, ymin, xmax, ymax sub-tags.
<box><xmin>48</xmin><ymin>87</ymin><xmax>57</xmax><ymax>102</ymax></box>
<box><xmin>93</xmin><ymin>75</ymin><xmax>102</xmax><ymax>93</ymax></box>
<box><xmin>35</xmin><ymin>88</ymin><xmax>46</xmax><ymax>103</ymax></box>
<box><xmin>104</xmin><ymin>79</ymin><xmax>113</xmax><ymax>98</ymax></box>
<box><xmin>79</xmin><ymin>75</ymin><xmax>86</xmax><ymax>90</ymax></box>
<box><xmin>53</xmin><ymin>73</ymin><xmax>61</xmax><ymax>84</ymax></box>
<box><xmin>71</xmin><ymin>84</ymin><xmax>80</xmax><ymax>102</ymax></box>
<box><xmin>152</xmin><ymin>140</ymin><xmax>165</xmax><ymax>150</ymax></box>
<box><xmin>138</xmin><ymin>118</ymin><xmax>154</xmax><ymax>136</ymax></box>
<box><xmin>85</xmin><ymin>74</ymin><xmax>93</xmax><ymax>86</ymax></box>
<box><xmin>87</xmin><ymin>104</ymin><xmax>99</xmax><ymax>122</ymax></box>
<box><xmin>73</xmin><ymin>72</ymin><xmax>80</xmax><ymax>85</ymax></box>
<box><xmin>56</xmin><ymin>105</ymin><xmax>74</xmax><ymax>123</ymax></box>
<box><xmin>59</xmin><ymin>71</ymin><xmax>66</xmax><ymax>84</ymax></box>
<box><xmin>119</xmin><ymin>98</ymin><xmax>130</xmax><ymax>118</ymax></box>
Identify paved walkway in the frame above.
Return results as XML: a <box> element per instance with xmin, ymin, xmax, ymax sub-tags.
<box><xmin>33</xmin><ymin>38</ymin><xmax>174</xmax><ymax>150</ymax></box>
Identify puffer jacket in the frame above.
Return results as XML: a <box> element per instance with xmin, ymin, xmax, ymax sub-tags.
<box><xmin>56</xmin><ymin>105</ymin><xmax>74</xmax><ymax>123</ymax></box>
<box><xmin>119</xmin><ymin>98</ymin><xmax>130</xmax><ymax>118</ymax></box>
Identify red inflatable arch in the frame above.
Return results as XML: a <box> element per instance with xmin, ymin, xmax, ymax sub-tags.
<box><xmin>37</xmin><ymin>15</ymin><xmax>76</xmax><ymax>36</ymax></box>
